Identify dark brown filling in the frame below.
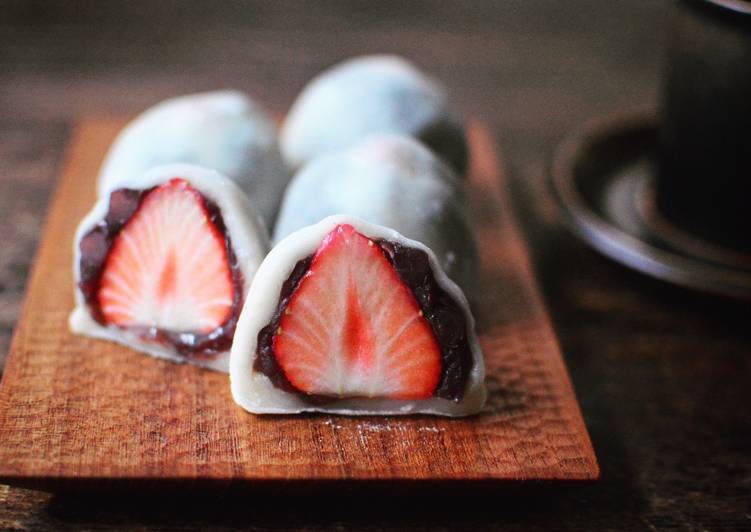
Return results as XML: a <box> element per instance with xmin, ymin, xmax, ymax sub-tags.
<box><xmin>254</xmin><ymin>239</ymin><xmax>473</xmax><ymax>402</ymax></box>
<box><xmin>77</xmin><ymin>186</ymin><xmax>244</xmax><ymax>359</ymax></box>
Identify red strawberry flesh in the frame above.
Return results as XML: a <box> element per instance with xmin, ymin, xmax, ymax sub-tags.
<box><xmin>271</xmin><ymin>224</ymin><xmax>442</xmax><ymax>400</ymax></box>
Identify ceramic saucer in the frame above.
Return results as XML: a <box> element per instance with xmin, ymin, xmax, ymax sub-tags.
<box><xmin>550</xmin><ymin>111</ymin><xmax>751</xmax><ymax>299</ymax></box>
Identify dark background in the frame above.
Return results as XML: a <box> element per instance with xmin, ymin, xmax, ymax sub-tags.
<box><xmin>1</xmin><ymin>1</ymin><xmax>749</xmax><ymax>530</ymax></box>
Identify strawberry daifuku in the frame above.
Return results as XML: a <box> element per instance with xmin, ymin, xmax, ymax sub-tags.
<box><xmin>280</xmin><ymin>55</ymin><xmax>468</xmax><ymax>175</ymax></box>
<box><xmin>70</xmin><ymin>164</ymin><xmax>269</xmax><ymax>372</ymax></box>
<box><xmin>97</xmin><ymin>90</ymin><xmax>290</xmax><ymax>227</ymax></box>
<box><xmin>230</xmin><ymin>215</ymin><xmax>486</xmax><ymax>416</ymax></box>
<box><xmin>273</xmin><ymin>134</ymin><xmax>478</xmax><ymax>293</ymax></box>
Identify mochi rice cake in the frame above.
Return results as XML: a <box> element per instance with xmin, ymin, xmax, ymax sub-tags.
<box><xmin>281</xmin><ymin>55</ymin><xmax>468</xmax><ymax>174</ymax></box>
<box><xmin>231</xmin><ymin>216</ymin><xmax>486</xmax><ymax>416</ymax></box>
<box><xmin>274</xmin><ymin>134</ymin><xmax>478</xmax><ymax>292</ymax></box>
<box><xmin>71</xmin><ymin>164</ymin><xmax>269</xmax><ymax>372</ymax></box>
<box><xmin>98</xmin><ymin>90</ymin><xmax>290</xmax><ymax>227</ymax></box>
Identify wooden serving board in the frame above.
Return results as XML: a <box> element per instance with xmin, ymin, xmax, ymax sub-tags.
<box><xmin>0</xmin><ymin>118</ymin><xmax>598</xmax><ymax>491</ymax></box>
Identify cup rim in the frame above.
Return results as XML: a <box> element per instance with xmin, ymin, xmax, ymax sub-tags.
<box><xmin>699</xmin><ymin>0</ymin><xmax>751</xmax><ymax>16</ymax></box>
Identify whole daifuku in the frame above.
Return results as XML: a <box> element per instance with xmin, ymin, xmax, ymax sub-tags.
<box><xmin>98</xmin><ymin>90</ymin><xmax>290</xmax><ymax>228</ymax></box>
<box><xmin>281</xmin><ymin>55</ymin><xmax>468</xmax><ymax>174</ymax></box>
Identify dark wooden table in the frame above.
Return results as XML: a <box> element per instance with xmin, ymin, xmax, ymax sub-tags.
<box><xmin>1</xmin><ymin>1</ymin><xmax>748</xmax><ymax>529</ymax></box>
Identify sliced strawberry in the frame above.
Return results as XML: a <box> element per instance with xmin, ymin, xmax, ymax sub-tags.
<box><xmin>97</xmin><ymin>178</ymin><xmax>235</xmax><ymax>335</ymax></box>
<box><xmin>273</xmin><ymin>224</ymin><xmax>441</xmax><ymax>400</ymax></box>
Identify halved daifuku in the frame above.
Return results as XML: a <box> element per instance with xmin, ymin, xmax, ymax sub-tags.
<box><xmin>230</xmin><ymin>216</ymin><xmax>486</xmax><ymax>416</ymax></box>
<box><xmin>98</xmin><ymin>90</ymin><xmax>289</xmax><ymax>227</ymax></box>
<box><xmin>71</xmin><ymin>164</ymin><xmax>269</xmax><ymax>372</ymax></box>
<box><xmin>273</xmin><ymin>134</ymin><xmax>478</xmax><ymax>292</ymax></box>
<box><xmin>281</xmin><ymin>55</ymin><xmax>468</xmax><ymax>174</ymax></box>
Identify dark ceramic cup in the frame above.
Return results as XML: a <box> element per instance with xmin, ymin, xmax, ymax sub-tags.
<box><xmin>657</xmin><ymin>0</ymin><xmax>751</xmax><ymax>252</ymax></box>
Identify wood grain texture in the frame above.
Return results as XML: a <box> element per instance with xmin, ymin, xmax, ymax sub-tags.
<box><xmin>0</xmin><ymin>117</ymin><xmax>597</xmax><ymax>490</ymax></box>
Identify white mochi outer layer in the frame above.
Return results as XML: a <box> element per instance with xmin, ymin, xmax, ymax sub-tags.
<box><xmin>273</xmin><ymin>134</ymin><xmax>478</xmax><ymax>293</ymax></box>
<box><xmin>97</xmin><ymin>90</ymin><xmax>290</xmax><ymax>227</ymax></box>
<box><xmin>230</xmin><ymin>215</ymin><xmax>486</xmax><ymax>416</ymax></box>
<box><xmin>70</xmin><ymin>163</ymin><xmax>270</xmax><ymax>372</ymax></box>
<box><xmin>280</xmin><ymin>55</ymin><xmax>467</xmax><ymax>172</ymax></box>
